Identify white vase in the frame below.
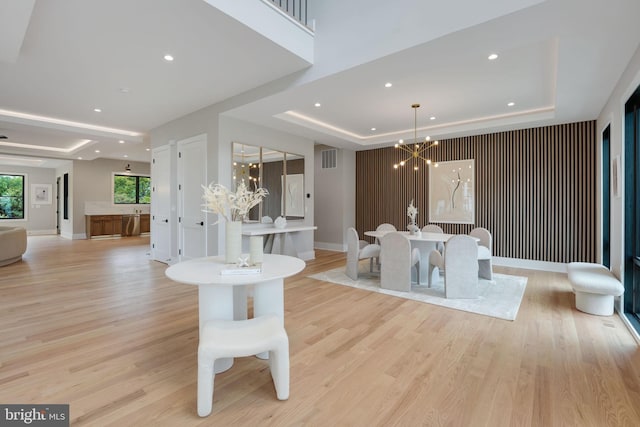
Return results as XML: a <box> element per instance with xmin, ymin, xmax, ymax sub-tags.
<box><xmin>225</xmin><ymin>220</ymin><xmax>242</xmax><ymax>264</ymax></box>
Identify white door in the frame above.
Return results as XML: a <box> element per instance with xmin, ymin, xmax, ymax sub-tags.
<box><xmin>151</xmin><ymin>145</ymin><xmax>172</xmax><ymax>264</ymax></box>
<box><xmin>178</xmin><ymin>134</ymin><xmax>207</xmax><ymax>261</ymax></box>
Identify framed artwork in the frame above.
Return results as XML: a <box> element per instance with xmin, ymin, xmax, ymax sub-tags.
<box><xmin>31</xmin><ymin>183</ymin><xmax>52</xmax><ymax>205</ymax></box>
<box><xmin>612</xmin><ymin>155</ymin><xmax>621</xmax><ymax>198</ymax></box>
<box><xmin>281</xmin><ymin>173</ymin><xmax>304</xmax><ymax>217</ymax></box>
<box><xmin>429</xmin><ymin>159</ymin><xmax>475</xmax><ymax>224</ymax></box>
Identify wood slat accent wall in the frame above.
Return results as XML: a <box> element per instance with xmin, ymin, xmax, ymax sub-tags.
<box><xmin>356</xmin><ymin>121</ymin><xmax>596</xmax><ymax>263</ymax></box>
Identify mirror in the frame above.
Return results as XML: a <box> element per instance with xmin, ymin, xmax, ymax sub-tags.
<box><xmin>232</xmin><ymin>143</ymin><xmax>261</xmax><ymax>221</ymax></box>
<box><xmin>232</xmin><ymin>142</ymin><xmax>305</xmax><ymax>222</ymax></box>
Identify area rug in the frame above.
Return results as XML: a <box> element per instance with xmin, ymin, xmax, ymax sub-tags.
<box><xmin>308</xmin><ymin>265</ymin><xmax>527</xmax><ymax>321</ymax></box>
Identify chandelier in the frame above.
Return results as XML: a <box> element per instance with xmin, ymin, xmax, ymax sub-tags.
<box><xmin>393</xmin><ymin>104</ymin><xmax>438</xmax><ymax>171</ymax></box>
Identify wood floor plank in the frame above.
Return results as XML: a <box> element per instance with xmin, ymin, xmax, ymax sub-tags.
<box><xmin>1</xmin><ymin>236</ymin><xmax>640</xmax><ymax>426</ymax></box>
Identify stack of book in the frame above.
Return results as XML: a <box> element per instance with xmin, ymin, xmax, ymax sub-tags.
<box><xmin>220</xmin><ymin>265</ymin><xmax>262</xmax><ymax>275</ymax></box>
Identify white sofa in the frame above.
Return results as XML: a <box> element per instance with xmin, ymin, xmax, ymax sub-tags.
<box><xmin>0</xmin><ymin>226</ymin><xmax>27</xmax><ymax>266</ymax></box>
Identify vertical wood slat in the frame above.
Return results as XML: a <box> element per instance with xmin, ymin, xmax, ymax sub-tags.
<box><xmin>356</xmin><ymin>121</ymin><xmax>597</xmax><ymax>263</ymax></box>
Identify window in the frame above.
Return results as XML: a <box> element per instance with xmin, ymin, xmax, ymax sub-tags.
<box><xmin>0</xmin><ymin>174</ymin><xmax>25</xmax><ymax>219</ymax></box>
<box><xmin>114</xmin><ymin>174</ymin><xmax>151</xmax><ymax>204</ymax></box>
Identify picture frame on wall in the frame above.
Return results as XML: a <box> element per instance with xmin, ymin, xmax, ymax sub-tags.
<box><xmin>429</xmin><ymin>159</ymin><xmax>475</xmax><ymax>224</ymax></box>
<box><xmin>31</xmin><ymin>183</ymin><xmax>52</xmax><ymax>205</ymax></box>
<box><xmin>612</xmin><ymin>155</ymin><xmax>621</xmax><ymax>198</ymax></box>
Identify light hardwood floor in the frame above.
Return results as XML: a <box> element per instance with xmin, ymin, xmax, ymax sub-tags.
<box><xmin>2</xmin><ymin>236</ymin><xmax>640</xmax><ymax>426</ymax></box>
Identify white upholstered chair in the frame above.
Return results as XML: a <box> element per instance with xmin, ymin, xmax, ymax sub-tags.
<box><xmin>380</xmin><ymin>232</ymin><xmax>421</xmax><ymax>292</ymax></box>
<box><xmin>470</xmin><ymin>227</ymin><xmax>493</xmax><ymax>280</ymax></box>
<box><xmin>444</xmin><ymin>235</ymin><xmax>479</xmax><ymax>298</ymax></box>
<box><xmin>374</xmin><ymin>223</ymin><xmax>396</xmax><ymax>266</ymax></box>
<box><xmin>422</xmin><ymin>224</ymin><xmax>445</xmax><ymax>254</ymax></box>
<box><xmin>197</xmin><ymin>315</ymin><xmax>289</xmax><ymax>417</ymax></box>
<box><xmin>346</xmin><ymin>227</ymin><xmax>381</xmax><ymax>280</ymax></box>
<box><xmin>376</xmin><ymin>223</ymin><xmax>397</xmax><ymax>233</ymax></box>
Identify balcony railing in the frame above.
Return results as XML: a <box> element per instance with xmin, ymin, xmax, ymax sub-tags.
<box><xmin>267</xmin><ymin>0</ymin><xmax>310</xmax><ymax>29</ymax></box>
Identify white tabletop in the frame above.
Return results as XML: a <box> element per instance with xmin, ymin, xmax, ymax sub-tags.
<box><xmin>364</xmin><ymin>230</ymin><xmax>455</xmax><ymax>242</ymax></box>
<box><xmin>242</xmin><ymin>225</ymin><xmax>317</xmax><ymax>236</ymax></box>
<box><xmin>165</xmin><ymin>254</ymin><xmax>306</xmax><ymax>286</ymax></box>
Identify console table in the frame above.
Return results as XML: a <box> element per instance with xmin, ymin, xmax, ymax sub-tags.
<box><xmin>242</xmin><ymin>225</ymin><xmax>317</xmax><ymax>258</ymax></box>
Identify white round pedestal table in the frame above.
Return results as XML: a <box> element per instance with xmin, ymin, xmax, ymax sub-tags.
<box><xmin>165</xmin><ymin>254</ymin><xmax>305</xmax><ymax>373</ymax></box>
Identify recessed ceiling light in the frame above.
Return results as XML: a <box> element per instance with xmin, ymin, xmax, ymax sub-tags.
<box><xmin>119</xmin><ymin>87</ymin><xmax>130</xmax><ymax>93</ymax></box>
<box><xmin>95</xmin><ymin>150</ymin><xmax>100</xmax><ymax>153</ymax></box>
<box><xmin>123</xmin><ymin>154</ymin><xmax>128</xmax><ymax>158</ymax></box>
<box><xmin>507</xmin><ymin>101</ymin><xmax>515</xmax><ymax>107</ymax></box>
<box><xmin>93</xmin><ymin>108</ymin><xmax>102</xmax><ymax>113</ymax></box>
<box><xmin>119</xmin><ymin>140</ymin><xmax>125</xmax><ymax>144</ymax></box>
<box><xmin>164</xmin><ymin>54</ymin><xmax>174</xmax><ymax>61</ymax></box>
<box><xmin>371</xmin><ymin>127</ymin><xmax>376</xmax><ymax>131</ymax></box>
<box><xmin>430</xmin><ymin>116</ymin><xmax>436</xmax><ymax>120</ymax></box>
<box><xmin>488</xmin><ymin>53</ymin><xmax>499</xmax><ymax>60</ymax></box>
<box><xmin>145</xmin><ymin>148</ymin><xmax>150</xmax><ymax>151</ymax></box>
<box><xmin>314</xmin><ymin>102</ymin><xmax>321</xmax><ymax>107</ymax></box>
<box><xmin>77</xmin><ymin>157</ymin><xmax>82</xmax><ymax>160</ymax></box>
<box><xmin>385</xmin><ymin>82</ymin><xmax>392</xmax><ymax>88</ymax></box>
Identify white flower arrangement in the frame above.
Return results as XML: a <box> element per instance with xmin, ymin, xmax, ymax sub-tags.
<box><xmin>202</xmin><ymin>180</ymin><xmax>268</xmax><ymax>223</ymax></box>
<box><xmin>407</xmin><ymin>199</ymin><xmax>418</xmax><ymax>225</ymax></box>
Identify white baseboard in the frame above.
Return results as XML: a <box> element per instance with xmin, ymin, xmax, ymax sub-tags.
<box><xmin>298</xmin><ymin>250</ymin><xmax>316</xmax><ymax>261</ymax></box>
<box><xmin>72</xmin><ymin>233</ymin><xmax>87</xmax><ymax>240</ymax></box>
<box><xmin>314</xmin><ymin>242</ymin><xmax>346</xmax><ymax>252</ymax></box>
<box><xmin>493</xmin><ymin>256</ymin><xmax>567</xmax><ymax>273</ymax></box>
<box><xmin>26</xmin><ymin>229</ymin><xmax>57</xmax><ymax>236</ymax></box>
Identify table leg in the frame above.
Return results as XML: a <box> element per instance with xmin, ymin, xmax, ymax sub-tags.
<box><xmin>199</xmin><ymin>286</ymin><xmax>235</xmax><ymax>373</ymax></box>
<box><xmin>253</xmin><ymin>278</ymin><xmax>284</xmax><ymax>359</ymax></box>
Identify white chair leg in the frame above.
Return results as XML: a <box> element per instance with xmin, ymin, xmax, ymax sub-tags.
<box><xmin>197</xmin><ymin>352</ymin><xmax>216</xmax><ymax>417</ymax></box>
<box><xmin>269</xmin><ymin>338</ymin><xmax>290</xmax><ymax>400</ymax></box>
<box><xmin>478</xmin><ymin>259</ymin><xmax>493</xmax><ymax>280</ymax></box>
<box><xmin>427</xmin><ymin>264</ymin><xmax>436</xmax><ymax>287</ymax></box>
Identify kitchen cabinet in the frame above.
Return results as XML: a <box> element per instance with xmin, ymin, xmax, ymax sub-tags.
<box><xmin>85</xmin><ymin>215</ymin><xmax>123</xmax><ymax>238</ymax></box>
<box><xmin>140</xmin><ymin>214</ymin><xmax>150</xmax><ymax>233</ymax></box>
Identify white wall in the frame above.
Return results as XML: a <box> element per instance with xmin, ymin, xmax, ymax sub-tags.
<box><xmin>149</xmin><ymin>105</ymin><xmax>315</xmax><ymax>259</ymax></box>
<box><xmin>219</xmin><ymin>115</ymin><xmax>315</xmax><ymax>257</ymax></box>
<box><xmin>314</xmin><ymin>144</ymin><xmax>355</xmax><ymax>251</ymax></box>
<box><xmin>0</xmin><ymin>164</ymin><xmax>57</xmax><ymax>234</ymax></box>
<box><xmin>597</xmin><ymin>43</ymin><xmax>640</xmax><ymax>313</ymax></box>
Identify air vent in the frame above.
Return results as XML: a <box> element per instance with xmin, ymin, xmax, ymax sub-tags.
<box><xmin>321</xmin><ymin>149</ymin><xmax>337</xmax><ymax>169</ymax></box>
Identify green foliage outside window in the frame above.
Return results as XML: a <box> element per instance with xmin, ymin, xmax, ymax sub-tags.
<box><xmin>114</xmin><ymin>174</ymin><xmax>151</xmax><ymax>204</ymax></box>
<box><xmin>0</xmin><ymin>174</ymin><xmax>25</xmax><ymax>219</ymax></box>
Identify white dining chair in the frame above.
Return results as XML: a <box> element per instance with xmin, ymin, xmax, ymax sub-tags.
<box><xmin>470</xmin><ymin>227</ymin><xmax>493</xmax><ymax>280</ymax></box>
<box><xmin>374</xmin><ymin>223</ymin><xmax>396</xmax><ymax>266</ymax></box>
<box><xmin>346</xmin><ymin>227</ymin><xmax>381</xmax><ymax>280</ymax></box>
<box><xmin>444</xmin><ymin>235</ymin><xmax>479</xmax><ymax>298</ymax></box>
<box><xmin>422</xmin><ymin>224</ymin><xmax>445</xmax><ymax>254</ymax></box>
<box><xmin>380</xmin><ymin>232</ymin><xmax>420</xmax><ymax>292</ymax></box>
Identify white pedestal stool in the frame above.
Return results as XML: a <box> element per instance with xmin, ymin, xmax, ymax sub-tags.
<box><xmin>197</xmin><ymin>314</ymin><xmax>289</xmax><ymax>417</ymax></box>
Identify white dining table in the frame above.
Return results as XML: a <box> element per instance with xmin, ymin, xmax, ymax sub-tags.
<box><xmin>364</xmin><ymin>230</ymin><xmax>474</xmax><ymax>285</ymax></box>
<box><xmin>165</xmin><ymin>254</ymin><xmax>305</xmax><ymax>372</ymax></box>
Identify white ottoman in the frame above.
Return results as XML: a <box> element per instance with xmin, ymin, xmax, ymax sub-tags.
<box><xmin>567</xmin><ymin>262</ymin><xmax>624</xmax><ymax>316</ymax></box>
